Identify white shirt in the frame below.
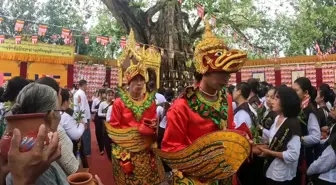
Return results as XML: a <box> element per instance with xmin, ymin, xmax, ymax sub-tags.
<box><xmin>106</xmin><ymin>105</ymin><xmax>113</xmax><ymax>122</ymax></box>
<box><xmin>60</xmin><ymin>112</ymin><xmax>85</xmax><ymax>141</ymax></box>
<box><xmin>91</xmin><ymin>97</ymin><xmax>100</xmax><ymax>113</ymax></box>
<box><xmin>263</xmin><ymin>116</ymin><xmax>301</xmax><ymax>182</ymax></box>
<box><xmin>157</xmin><ymin>106</ymin><xmax>167</xmax><ymax>128</ymax></box>
<box><xmin>307</xmin><ymin>145</ymin><xmax>336</xmax><ymax>183</ymax></box>
<box><xmin>155</xmin><ymin>93</ymin><xmax>166</xmax><ymax>104</ymax></box>
<box><xmin>73</xmin><ymin>89</ymin><xmax>91</xmax><ymax>123</ymax></box>
<box><xmin>98</xmin><ymin>101</ymin><xmax>109</xmax><ymax>118</ymax></box>
<box><xmin>302</xmin><ymin>113</ymin><xmax>321</xmax><ymax>146</ymax></box>
<box><xmin>326</xmin><ymin>102</ymin><xmax>333</xmax><ymax>111</ymax></box>
<box><xmin>234</xmin><ymin>109</ymin><xmax>252</xmax><ymax>129</ymax></box>
<box><xmin>232</xmin><ymin>102</ymin><xmax>237</xmax><ymax>110</ymax></box>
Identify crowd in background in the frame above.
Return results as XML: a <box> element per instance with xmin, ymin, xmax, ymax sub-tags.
<box><xmin>0</xmin><ymin>74</ymin><xmax>335</xmax><ymax>185</ymax></box>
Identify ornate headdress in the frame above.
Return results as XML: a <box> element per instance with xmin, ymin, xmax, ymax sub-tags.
<box><xmin>118</xmin><ymin>29</ymin><xmax>161</xmax><ymax>83</ymax></box>
<box><xmin>194</xmin><ymin>20</ymin><xmax>247</xmax><ymax>74</ymax></box>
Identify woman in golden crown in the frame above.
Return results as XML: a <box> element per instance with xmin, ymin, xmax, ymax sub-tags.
<box><xmin>154</xmin><ymin>20</ymin><xmax>254</xmax><ymax>185</ymax></box>
<box><xmin>105</xmin><ymin>30</ymin><xmax>164</xmax><ymax>185</ymax></box>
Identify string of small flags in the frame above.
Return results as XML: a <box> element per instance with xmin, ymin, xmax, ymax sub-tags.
<box><xmin>0</xmin><ymin>8</ymin><xmax>263</xmax><ymax>57</ymax></box>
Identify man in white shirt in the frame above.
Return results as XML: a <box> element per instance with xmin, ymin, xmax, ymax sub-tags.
<box><xmin>148</xmin><ymin>81</ymin><xmax>167</xmax><ymax>104</ymax></box>
<box><xmin>74</xmin><ymin>80</ymin><xmax>91</xmax><ymax>156</ymax></box>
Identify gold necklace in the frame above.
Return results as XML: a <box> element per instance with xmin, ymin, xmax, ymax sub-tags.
<box><xmin>130</xmin><ymin>94</ymin><xmax>142</xmax><ymax>100</ymax></box>
<box><xmin>199</xmin><ymin>87</ymin><xmax>218</xmax><ymax>97</ymax></box>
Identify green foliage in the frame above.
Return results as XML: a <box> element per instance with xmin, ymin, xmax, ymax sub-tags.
<box><xmin>285</xmin><ymin>0</ymin><xmax>336</xmax><ymax>56</ymax></box>
<box><xmin>86</xmin><ymin>8</ymin><xmax>126</xmax><ymax>59</ymax></box>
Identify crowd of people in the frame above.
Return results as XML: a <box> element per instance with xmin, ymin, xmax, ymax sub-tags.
<box><xmin>0</xmin><ymin>24</ymin><xmax>335</xmax><ymax>185</ymax></box>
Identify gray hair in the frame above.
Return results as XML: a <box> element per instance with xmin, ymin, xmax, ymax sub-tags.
<box><xmin>11</xmin><ymin>83</ymin><xmax>57</xmax><ymax>114</ymax></box>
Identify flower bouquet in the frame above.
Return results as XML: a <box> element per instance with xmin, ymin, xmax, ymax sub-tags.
<box><xmin>252</xmin><ymin>103</ymin><xmax>266</xmax><ymax>144</ymax></box>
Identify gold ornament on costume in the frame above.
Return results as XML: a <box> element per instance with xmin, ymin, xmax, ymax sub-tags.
<box><xmin>118</xmin><ymin>29</ymin><xmax>161</xmax><ymax>83</ymax></box>
<box><xmin>154</xmin><ymin>131</ymin><xmax>251</xmax><ymax>183</ymax></box>
<box><xmin>194</xmin><ymin>19</ymin><xmax>247</xmax><ymax>74</ymax></box>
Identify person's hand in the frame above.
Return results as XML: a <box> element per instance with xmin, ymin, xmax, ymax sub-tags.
<box><xmin>0</xmin><ymin>155</ymin><xmax>9</xmax><ymax>185</ymax></box>
<box><xmin>258</xmin><ymin>146</ymin><xmax>271</xmax><ymax>157</ymax></box>
<box><xmin>95</xmin><ymin>175</ymin><xmax>104</xmax><ymax>185</ymax></box>
<box><xmin>8</xmin><ymin>124</ymin><xmax>61</xmax><ymax>185</ymax></box>
<box><xmin>329</xmin><ymin>110</ymin><xmax>336</xmax><ymax>120</ymax></box>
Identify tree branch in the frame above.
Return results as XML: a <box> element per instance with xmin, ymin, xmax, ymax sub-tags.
<box><xmin>226</xmin><ymin>18</ymin><xmax>266</xmax><ymax>50</ymax></box>
<box><xmin>190</xmin><ymin>16</ymin><xmax>203</xmax><ymax>35</ymax></box>
<box><xmin>191</xmin><ymin>28</ymin><xmax>204</xmax><ymax>39</ymax></box>
<box><xmin>101</xmin><ymin>0</ymin><xmax>149</xmax><ymax>43</ymax></box>
<box><xmin>180</xmin><ymin>11</ymin><xmax>191</xmax><ymax>31</ymax></box>
<box><xmin>146</xmin><ymin>0</ymin><xmax>168</xmax><ymax>18</ymax></box>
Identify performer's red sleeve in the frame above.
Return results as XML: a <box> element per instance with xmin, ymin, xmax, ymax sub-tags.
<box><xmin>109</xmin><ymin>98</ymin><xmax>123</xmax><ymax>128</ymax></box>
<box><xmin>227</xmin><ymin>93</ymin><xmax>235</xmax><ymax>129</ymax></box>
<box><xmin>161</xmin><ymin>107</ymin><xmax>188</xmax><ymax>152</ymax></box>
<box><xmin>235</xmin><ymin>123</ymin><xmax>253</xmax><ymax>139</ymax></box>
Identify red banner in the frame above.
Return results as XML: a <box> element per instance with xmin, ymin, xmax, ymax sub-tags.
<box><xmin>15</xmin><ymin>20</ymin><xmax>25</xmax><ymax>32</ymax></box>
<box><xmin>15</xmin><ymin>36</ymin><xmax>22</xmax><ymax>44</ymax></box>
<box><xmin>32</xmin><ymin>35</ymin><xmax>38</xmax><ymax>44</ymax></box>
<box><xmin>0</xmin><ymin>35</ymin><xmax>4</xmax><ymax>44</ymax></box>
<box><xmin>196</xmin><ymin>4</ymin><xmax>204</xmax><ymax>19</ymax></box>
<box><xmin>85</xmin><ymin>36</ymin><xmax>90</xmax><ymax>45</ymax></box>
<box><xmin>120</xmin><ymin>36</ymin><xmax>127</xmax><ymax>49</ymax></box>
<box><xmin>61</xmin><ymin>28</ymin><xmax>70</xmax><ymax>38</ymax></box>
<box><xmin>38</xmin><ymin>25</ymin><xmax>48</xmax><ymax>36</ymax></box>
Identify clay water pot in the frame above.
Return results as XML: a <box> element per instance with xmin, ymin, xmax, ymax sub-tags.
<box><xmin>67</xmin><ymin>172</ymin><xmax>97</xmax><ymax>185</ymax></box>
<box><xmin>0</xmin><ymin>113</ymin><xmax>48</xmax><ymax>160</ymax></box>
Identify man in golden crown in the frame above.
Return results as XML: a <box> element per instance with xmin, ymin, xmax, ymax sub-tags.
<box><xmin>105</xmin><ymin>30</ymin><xmax>165</xmax><ymax>185</ymax></box>
<box><xmin>154</xmin><ymin>21</ymin><xmax>252</xmax><ymax>185</ymax></box>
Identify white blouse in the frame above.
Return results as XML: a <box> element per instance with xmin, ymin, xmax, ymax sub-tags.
<box><xmin>307</xmin><ymin>145</ymin><xmax>336</xmax><ymax>183</ymax></box>
<box><xmin>98</xmin><ymin>101</ymin><xmax>109</xmax><ymax>118</ymax></box>
<box><xmin>262</xmin><ymin>116</ymin><xmax>301</xmax><ymax>182</ymax></box>
<box><xmin>302</xmin><ymin>113</ymin><xmax>321</xmax><ymax>146</ymax></box>
<box><xmin>60</xmin><ymin>112</ymin><xmax>85</xmax><ymax>141</ymax></box>
<box><xmin>106</xmin><ymin>105</ymin><xmax>113</xmax><ymax>122</ymax></box>
<box><xmin>234</xmin><ymin>110</ymin><xmax>252</xmax><ymax>129</ymax></box>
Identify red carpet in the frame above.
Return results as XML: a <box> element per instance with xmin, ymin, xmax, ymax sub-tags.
<box><xmin>88</xmin><ymin>122</ymin><xmax>115</xmax><ymax>185</ymax></box>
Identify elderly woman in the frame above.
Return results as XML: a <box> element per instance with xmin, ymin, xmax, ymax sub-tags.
<box><xmin>36</xmin><ymin>77</ymin><xmax>79</xmax><ymax>175</ymax></box>
<box><xmin>6</xmin><ymin>83</ymin><xmax>69</xmax><ymax>185</ymax></box>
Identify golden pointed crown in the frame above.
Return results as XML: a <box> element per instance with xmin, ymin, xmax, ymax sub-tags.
<box><xmin>118</xmin><ymin>29</ymin><xmax>161</xmax><ymax>83</ymax></box>
<box><xmin>194</xmin><ymin>19</ymin><xmax>247</xmax><ymax>74</ymax></box>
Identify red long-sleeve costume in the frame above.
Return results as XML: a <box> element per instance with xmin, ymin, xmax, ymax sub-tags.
<box><xmin>106</xmin><ymin>90</ymin><xmax>164</xmax><ymax>185</ymax></box>
<box><xmin>109</xmin><ymin>98</ymin><xmax>157</xmax><ymax>128</ymax></box>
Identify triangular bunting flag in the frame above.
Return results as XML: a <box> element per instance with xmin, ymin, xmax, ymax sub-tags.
<box><xmin>0</xmin><ymin>35</ymin><xmax>4</xmax><ymax>44</ymax></box>
<box><xmin>15</xmin><ymin>20</ymin><xmax>25</xmax><ymax>32</ymax></box>
<box><xmin>196</xmin><ymin>4</ymin><xmax>204</xmax><ymax>19</ymax></box>
<box><xmin>209</xmin><ymin>15</ymin><xmax>216</xmax><ymax>27</ymax></box>
<box><xmin>100</xmin><ymin>37</ymin><xmax>109</xmax><ymax>46</ymax></box>
<box><xmin>85</xmin><ymin>36</ymin><xmax>90</xmax><ymax>45</ymax></box>
<box><xmin>96</xmin><ymin>36</ymin><xmax>101</xmax><ymax>43</ymax></box>
<box><xmin>120</xmin><ymin>36</ymin><xmax>127</xmax><ymax>49</ymax></box>
<box><xmin>15</xmin><ymin>36</ymin><xmax>22</xmax><ymax>44</ymax></box>
<box><xmin>32</xmin><ymin>35</ymin><xmax>38</xmax><ymax>44</ymax></box>
<box><xmin>64</xmin><ymin>37</ymin><xmax>70</xmax><ymax>45</ymax></box>
<box><xmin>61</xmin><ymin>28</ymin><xmax>70</xmax><ymax>38</ymax></box>
<box><xmin>38</xmin><ymin>25</ymin><xmax>48</xmax><ymax>36</ymax></box>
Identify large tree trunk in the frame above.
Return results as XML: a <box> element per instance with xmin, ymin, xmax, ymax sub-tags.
<box><xmin>101</xmin><ymin>0</ymin><xmax>203</xmax><ymax>89</ymax></box>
